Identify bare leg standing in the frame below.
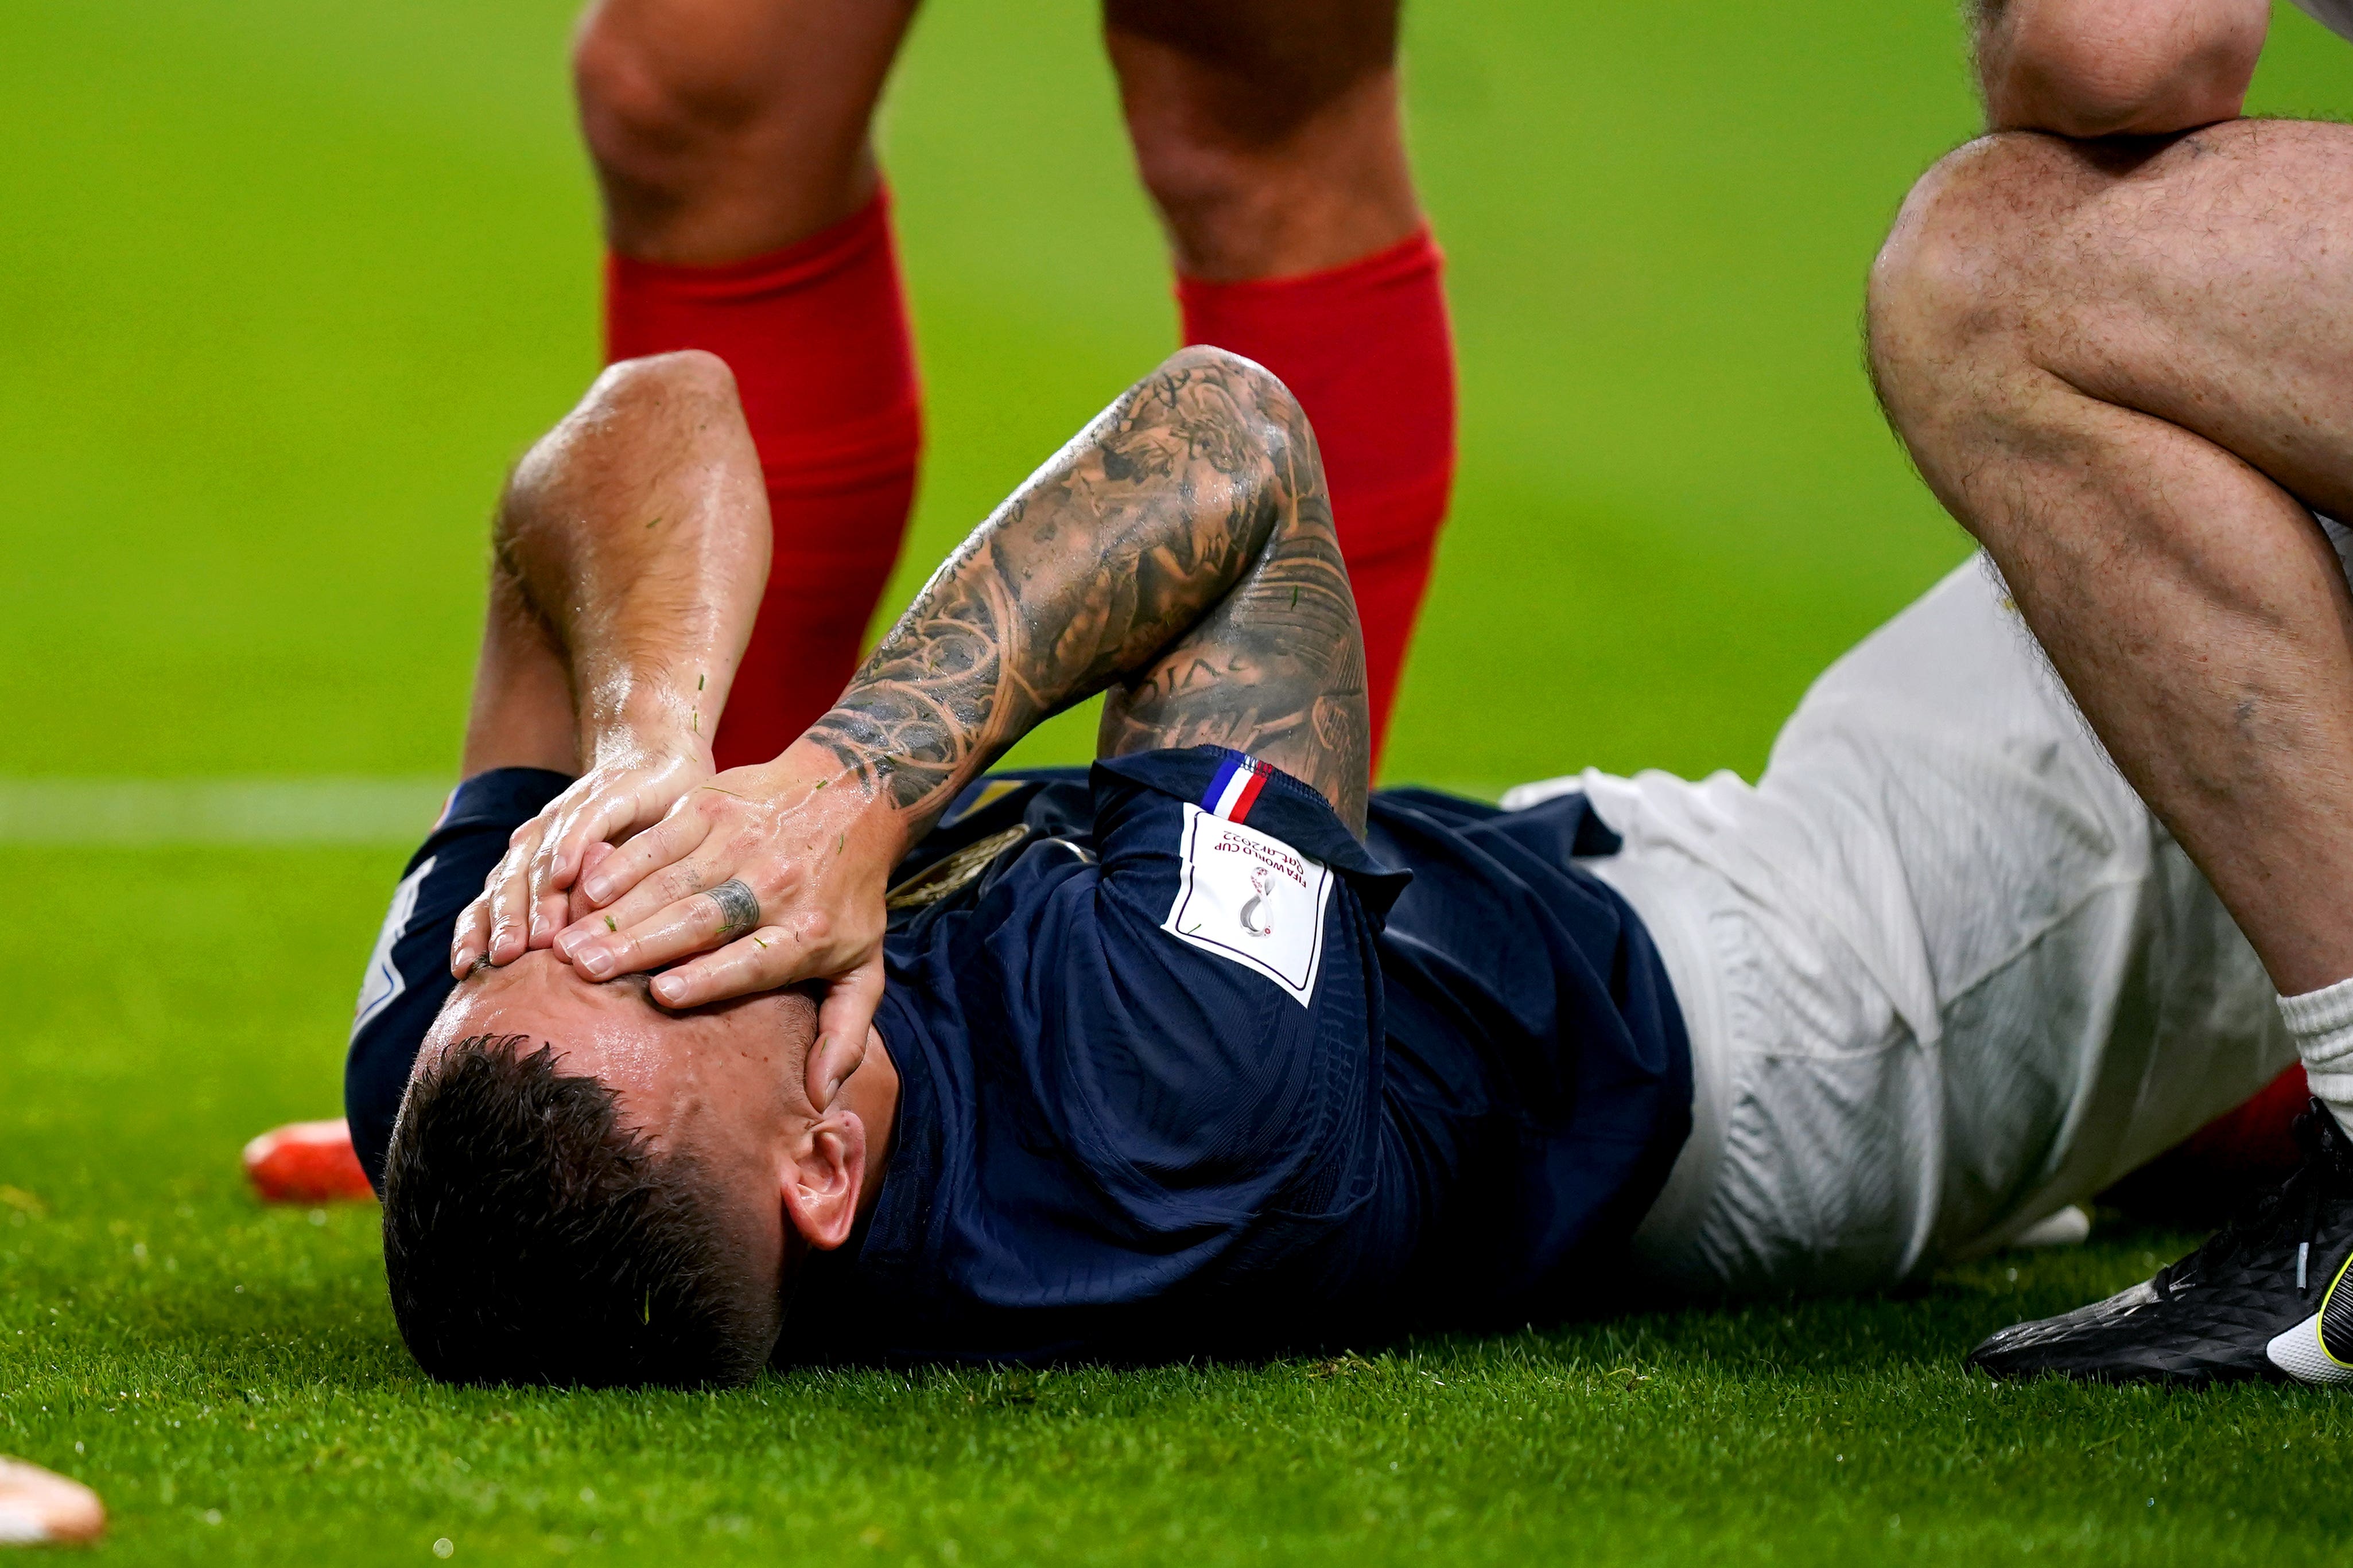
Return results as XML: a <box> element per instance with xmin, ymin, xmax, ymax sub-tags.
<box><xmin>1108</xmin><ymin>0</ymin><xmax>1456</xmax><ymax>765</ymax></box>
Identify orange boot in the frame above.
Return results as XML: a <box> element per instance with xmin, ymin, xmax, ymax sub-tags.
<box><xmin>242</xmin><ymin>1118</ymin><xmax>374</xmax><ymax>1204</ymax></box>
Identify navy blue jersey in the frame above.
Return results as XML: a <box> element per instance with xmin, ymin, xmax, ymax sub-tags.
<box><xmin>346</xmin><ymin>750</ymin><xmax>1689</xmax><ymax>1363</ymax></box>
<box><xmin>343</xmin><ymin>767</ymin><xmax>576</xmax><ymax>1188</ymax></box>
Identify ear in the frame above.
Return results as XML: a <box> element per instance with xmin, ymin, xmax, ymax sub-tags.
<box><xmin>778</xmin><ymin>1108</ymin><xmax>867</xmax><ymax>1251</ymax></box>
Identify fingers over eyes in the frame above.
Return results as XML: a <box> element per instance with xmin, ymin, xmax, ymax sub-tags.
<box><xmin>566</xmin><ymin>842</ymin><xmax>618</xmax><ymax>926</ymax></box>
<box><xmin>579</xmin><ymin>807</ymin><xmax>712</xmax><ymax>907</ymax></box>
<box><xmin>529</xmin><ymin>890</ymin><xmax>568</xmax><ymax>950</ymax></box>
<box><xmin>647</xmin><ymin>925</ymin><xmax>802</xmax><ymax>1009</ymax></box>
<box><xmin>558</xmin><ymin>854</ymin><xmax>712</xmax><ymax>959</ymax></box>
<box><xmin>485</xmin><ymin>830</ymin><xmax>542</xmax><ymax>964</ymax></box>
<box><xmin>533</xmin><ymin>793</ymin><xmax>627</xmax><ymax>905</ymax></box>
<box><xmin>526</xmin><ymin>824</ymin><xmax>563</xmax><ymax>902</ymax></box>
<box><xmin>566</xmin><ymin>884</ymin><xmax>755</xmax><ymax>980</ymax></box>
<box><xmin>450</xmin><ymin>893</ymin><xmax>492</xmax><ymax>976</ymax></box>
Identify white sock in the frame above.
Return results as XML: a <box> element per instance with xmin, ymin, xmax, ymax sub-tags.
<box><xmin>2276</xmin><ymin>976</ymin><xmax>2353</xmax><ymax>1132</ymax></box>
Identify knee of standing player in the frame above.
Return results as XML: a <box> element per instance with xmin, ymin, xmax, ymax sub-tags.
<box><xmin>1111</xmin><ymin>12</ymin><xmax>1394</xmax><ymax>243</ymax></box>
<box><xmin>573</xmin><ymin>6</ymin><xmax>782</xmax><ymax>206</ymax></box>
<box><xmin>1124</xmin><ymin>114</ymin><xmax>1286</xmax><ymax>262</ymax></box>
<box><xmin>1106</xmin><ymin>0</ymin><xmax>1396</xmax><ymax>144</ymax></box>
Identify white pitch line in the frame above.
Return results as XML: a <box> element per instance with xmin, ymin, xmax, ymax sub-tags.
<box><xmin>0</xmin><ymin>778</ymin><xmax>453</xmax><ymax>846</ymax></box>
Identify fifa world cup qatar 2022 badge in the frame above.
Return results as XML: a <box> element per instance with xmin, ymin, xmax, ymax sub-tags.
<box><xmin>1162</xmin><ymin>756</ymin><xmax>1335</xmax><ymax>1006</ymax></box>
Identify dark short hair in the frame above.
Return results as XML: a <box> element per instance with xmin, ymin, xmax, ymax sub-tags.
<box><xmin>380</xmin><ymin>1034</ymin><xmax>780</xmax><ymax>1387</ymax></box>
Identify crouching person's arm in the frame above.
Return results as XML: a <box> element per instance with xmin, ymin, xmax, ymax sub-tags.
<box><xmin>555</xmin><ymin>345</ymin><xmax>1368</xmax><ymax>1101</ymax></box>
<box><xmin>448</xmin><ymin>352</ymin><xmax>771</xmax><ymax>977</ymax></box>
<box><xmin>1973</xmin><ymin>0</ymin><xmax>2269</xmax><ymax>138</ymax></box>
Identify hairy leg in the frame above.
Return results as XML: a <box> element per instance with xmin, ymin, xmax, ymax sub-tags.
<box><xmin>1870</xmin><ymin>120</ymin><xmax>2353</xmax><ymax>995</ymax></box>
<box><xmin>574</xmin><ymin>0</ymin><xmax>917</xmax><ymax>263</ymax></box>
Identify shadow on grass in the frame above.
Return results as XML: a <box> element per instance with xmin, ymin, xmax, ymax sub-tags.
<box><xmin>1397</xmin><ymin>1221</ymin><xmax>2211</xmax><ymax>1388</ymax></box>
<box><xmin>1</xmin><ymin>1197</ymin><xmax>2222</xmax><ymax>1418</ymax></box>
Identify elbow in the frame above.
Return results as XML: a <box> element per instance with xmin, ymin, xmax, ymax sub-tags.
<box><xmin>1982</xmin><ymin>1</ymin><xmax>2266</xmax><ymax>138</ymax></box>
<box><xmin>1156</xmin><ymin>344</ymin><xmax>1311</xmax><ymax>475</ymax></box>
<box><xmin>1162</xmin><ymin>343</ymin><xmax>1298</xmax><ymax>415</ymax></box>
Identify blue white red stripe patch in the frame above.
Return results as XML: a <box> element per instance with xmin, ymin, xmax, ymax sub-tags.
<box><xmin>1200</xmin><ymin>752</ymin><xmax>1270</xmax><ymax>823</ymax></box>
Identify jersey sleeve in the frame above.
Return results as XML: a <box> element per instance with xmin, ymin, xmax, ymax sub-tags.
<box><xmin>343</xmin><ymin>768</ymin><xmax>573</xmax><ymax>1190</ymax></box>
<box><xmin>1037</xmin><ymin>751</ymin><xmax>1398</xmax><ymax>1184</ymax></box>
<box><xmin>883</xmin><ymin>748</ymin><xmax>1411</xmax><ymax>1341</ymax></box>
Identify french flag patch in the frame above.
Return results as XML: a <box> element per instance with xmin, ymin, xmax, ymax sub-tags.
<box><xmin>1200</xmin><ymin>752</ymin><xmax>1271</xmax><ymax>824</ymax></box>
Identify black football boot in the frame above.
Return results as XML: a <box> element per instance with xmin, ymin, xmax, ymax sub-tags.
<box><xmin>1967</xmin><ymin>1100</ymin><xmax>2353</xmax><ymax>1386</ymax></box>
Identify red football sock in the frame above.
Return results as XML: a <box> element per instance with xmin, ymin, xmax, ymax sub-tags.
<box><xmin>606</xmin><ymin>191</ymin><xmax>922</xmax><ymax>769</ymax></box>
<box><xmin>1178</xmin><ymin>228</ymin><xmax>1457</xmax><ymax>764</ymax></box>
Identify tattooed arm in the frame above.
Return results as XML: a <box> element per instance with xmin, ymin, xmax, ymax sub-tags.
<box><xmin>810</xmin><ymin>348</ymin><xmax>1368</xmax><ymax>832</ymax></box>
<box><xmin>553</xmin><ymin>347</ymin><xmax>1367</xmax><ymax>1092</ymax></box>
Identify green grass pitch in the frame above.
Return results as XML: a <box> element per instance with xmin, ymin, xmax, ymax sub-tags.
<box><xmin>6</xmin><ymin>1</ymin><xmax>2353</xmax><ymax>1561</ymax></box>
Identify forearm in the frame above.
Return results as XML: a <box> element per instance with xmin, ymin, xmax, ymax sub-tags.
<box><xmin>496</xmin><ymin>355</ymin><xmax>771</xmax><ymax>765</ymax></box>
<box><xmin>1975</xmin><ymin>0</ymin><xmax>2267</xmax><ymax>138</ymax></box>
<box><xmin>549</xmin><ymin>347</ymin><xmax>1362</xmax><ymax>1027</ymax></box>
<box><xmin>455</xmin><ymin>351</ymin><xmax>776</xmax><ymax>972</ymax></box>
<box><xmin>801</xmin><ymin>345</ymin><xmax>1366</xmax><ymax>838</ymax></box>
<box><xmin>457</xmin><ymin>562</ymin><xmax>579</xmax><ymax>776</ymax></box>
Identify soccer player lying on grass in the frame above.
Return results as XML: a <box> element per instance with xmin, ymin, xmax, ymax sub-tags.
<box><xmin>351</xmin><ymin>348</ymin><xmax>2345</xmax><ymax>1388</ymax></box>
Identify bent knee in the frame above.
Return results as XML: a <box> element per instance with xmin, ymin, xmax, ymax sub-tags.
<box><xmin>1873</xmin><ymin>119</ymin><xmax>2353</xmax><ymax>379</ymax></box>
<box><xmin>1868</xmin><ymin>134</ymin><xmax>2089</xmax><ymax>373</ymax></box>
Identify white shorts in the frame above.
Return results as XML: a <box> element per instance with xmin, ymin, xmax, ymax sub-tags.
<box><xmin>1506</xmin><ymin>557</ymin><xmax>2296</xmax><ymax>1295</ymax></box>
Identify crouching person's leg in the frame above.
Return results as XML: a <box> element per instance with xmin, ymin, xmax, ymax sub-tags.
<box><xmin>1870</xmin><ymin>122</ymin><xmax>2353</xmax><ymax>1126</ymax></box>
<box><xmin>1869</xmin><ymin>124</ymin><xmax>2353</xmax><ymax>1383</ymax></box>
